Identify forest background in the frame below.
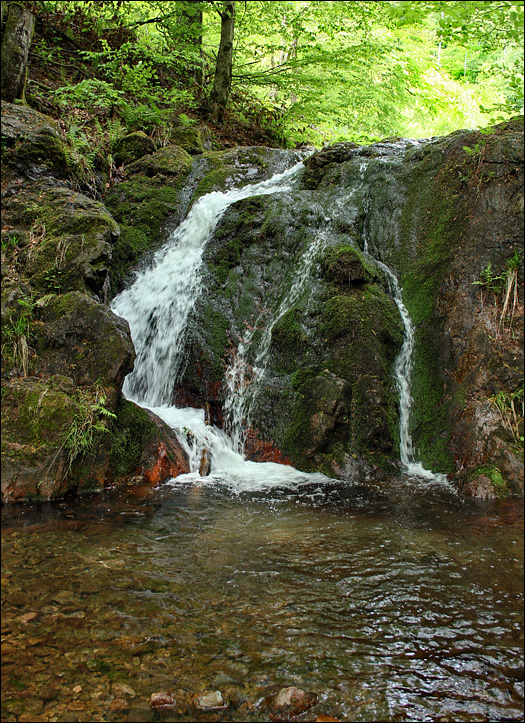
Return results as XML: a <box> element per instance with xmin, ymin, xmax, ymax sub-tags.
<box><xmin>1</xmin><ymin>1</ymin><xmax>524</xmax><ymax>159</ymax></box>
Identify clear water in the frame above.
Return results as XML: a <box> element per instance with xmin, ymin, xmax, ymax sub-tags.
<box><xmin>1</xmin><ymin>482</ymin><xmax>523</xmax><ymax>722</ymax></box>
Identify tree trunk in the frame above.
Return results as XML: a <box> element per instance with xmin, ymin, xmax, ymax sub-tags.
<box><xmin>208</xmin><ymin>0</ymin><xmax>235</xmax><ymax>123</ymax></box>
<box><xmin>178</xmin><ymin>0</ymin><xmax>204</xmax><ymax>87</ymax></box>
<box><xmin>1</xmin><ymin>2</ymin><xmax>34</xmax><ymax>103</ymax></box>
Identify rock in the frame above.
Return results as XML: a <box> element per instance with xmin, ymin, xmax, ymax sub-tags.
<box><xmin>150</xmin><ymin>691</ymin><xmax>176</xmax><ymax>710</ymax></box>
<box><xmin>17</xmin><ymin>611</ymin><xmax>39</xmax><ymax>624</ymax></box>
<box><xmin>126</xmin><ymin>144</ymin><xmax>192</xmax><ymax>177</ymax></box>
<box><xmin>111</xmin><ymin>682</ymin><xmax>136</xmax><ymax>698</ymax></box>
<box><xmin>113</xmin><ymin>131</ymin><xmax>156</xmax><ymax>166</ymax></box>
<box><xmin>315</xmin><ymin>716</ymin><xmax>340</xmax><ymax>722</ymax></box>
<box><xmin>266</xmin><ymin>686</ymin><xmax>318</xmax><ymax>720</ymax></box>
<box><xmin>108</xmin><ymin>400</ymin><xmax>190</xmax><ymax>485</ymax></box>
<box><xmin>34</xmin><ymin>292</ymin><xmax>135</xmax><ymax>388</ymax></box>
<box><xmin>169</xmin><ymin>125</ymin><xmax>207</xmax><ymax>155</ymax></box>
<box><xmin>104</xmin><ymin>145</ymin><xmax>193</xmax><ymax>292</ymax></box>
<box><xmin>194</xmin><ymin>690</ymin><xmax>228</xmax><ymax>710</ymax></box>
<box><xmin>1</xmin><ymin>100</ymin><xmax>68</xmax><ymax>182</ymax></box>
<box><xmin>3</xmin><ymin>180</ymin><xmax>119</xmax><ymax>297</ymax></box>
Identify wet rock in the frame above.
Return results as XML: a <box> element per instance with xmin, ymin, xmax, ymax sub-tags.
<box><xmin>193</xmin><ymin>690</ymin><xmax>228</xmax><ymax>710</ymax></box>
<box><xmin>104</xmin><ymin>145</ymin><xmax>193</xmax><ymax>292</ymax></box>
<box><xmin>266</xmin><ymin>686</ymin><xmax>318</xmax><ymax>721</ymax></box>
<box><xmin>113</xmin><ymin>131</ymin><xmax>156</xmax><ymax>166</ymax></box>
<box><xmin>108</xmin><ymin>400</ymin><xmax>190</xmax><ymax>485</ymax></box>
<box><xmin>150</xmin><ymin>691</ymin><xmax>176</xmax><ymax>710</ymax></box>
<box><xmin>111</xmin><ymin>682</ymin><xmax>136</xmax><ymax>698</ymax></box>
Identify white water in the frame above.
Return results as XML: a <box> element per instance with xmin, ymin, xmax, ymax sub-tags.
<box><xmin>112</xmin><ymin>160</ymin><xmax>333</xmax><ymax>491</ymax></box>
<box><xmin>112</xmin><ymin>149</ymin><xmax>447</xmax><ymax>490</ymax></box>
<box><xmin>223</xmin><ymin>236</ymin><xmax>323</xmax><ymax>454</ymax></box>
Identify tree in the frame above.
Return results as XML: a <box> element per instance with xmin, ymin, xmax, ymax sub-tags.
<box><xmin>207</xmin><ymin>0</ymin><xmax>235</xmax><ymax>122</ymax></box>
<box><xmin>177</xmin><ymin>0</ymin><xmax>204</xmax><ymax>87</ymax></box>
<box><xmin>1</xmin><ymin>1</ymin><xmax>35</xmax><ymax>103</ymax></box>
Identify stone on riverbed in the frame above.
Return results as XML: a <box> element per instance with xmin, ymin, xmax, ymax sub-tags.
<box><xmin>266</xmin><ymin>686</ymin><xmax>318</xmax><ymax>720</ymax></box>
<box><xmin>150</xmin><ymin>691</ymin><xmax>176</xmax><ymax>710</ymax></box>
<box><xmin>194</xmin><ymin>690</ymin><xmax>228</xmax><ymax>710</ymax></box>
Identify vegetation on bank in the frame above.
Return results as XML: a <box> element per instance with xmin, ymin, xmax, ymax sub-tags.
<box><xmin>1</xmin><ymin>1</ymin><xmax>523</xmax><ymax>161</ymax></box>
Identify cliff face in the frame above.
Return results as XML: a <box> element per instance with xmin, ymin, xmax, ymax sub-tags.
<box><xmin>179</xmin><ymin>119</ymin><xmax>524</xmax><ymax>495</ymax></box>
<box><xmin>1</xmin><ymin>99</ymin><xmax>523</xmax><ymax>502</ymax></box>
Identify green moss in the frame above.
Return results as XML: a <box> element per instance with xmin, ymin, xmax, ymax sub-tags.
<box><xmin>291</xmin><ymin>366</ymin><xmax>320</xmax><ymax>390</ymax></box>
<box><xmin>473</xmin><ymin>465</ymin><xmax>510</xmax><ymax>498</ymax></box>
<box><xmin>320</xmin><ymin>244</ymin><xmax>377</xmax><ymax>288</ymax></box>
<box><xmin>109</xmin><ymin>398</ymin><xmax>158</xmax><ymax>476</ymax></box>
<box><xmin>395</xmin><ymin>145</ymin><xmax>470</xmax><ymax>473</ymax></box>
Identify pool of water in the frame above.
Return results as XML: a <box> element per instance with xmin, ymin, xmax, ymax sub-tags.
<box><xmin>1</xmin><ymin>476</ymin><xmax>523</xmax><ymax>722</ymax></box>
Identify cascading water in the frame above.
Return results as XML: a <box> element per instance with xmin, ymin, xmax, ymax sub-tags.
<box><xmin>111</xmin><ymin>159</ymin><xmax>329</xmax><ymax>491</ymax></box>
<box><xmin>112</xmin><ymin>143</ymin><xmax>447</xmax><ymax>489</ymax></box>
<box><xmin>223</xmin><ymin>236</ymin><xmax>323</xmax><ymax>454</ymax></box>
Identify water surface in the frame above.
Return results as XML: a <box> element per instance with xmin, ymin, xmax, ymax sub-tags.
<box><xmin>2</xmin><ymin>477</ymin><xmax>523</xmax><ymax>722</ymax></box>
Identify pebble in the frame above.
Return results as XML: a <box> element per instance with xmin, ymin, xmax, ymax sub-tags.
<box><xmin>112</xmin><ymin>682</ymin><xmax>136</xmax><ymax>698</ymax></box>
<box><xmin>266</xmin><ymin>686</ymin><xmax>318</xmax><ymax>720</ymax></box>
<box><xmin>194</xmin><ymin>690</ymin><xmax>228</xmax><ymax>710</ymax></box>
<box><xmin>150</xmin><ymin>691</ymin><xmax>176</xmax><ymax>710</ymax></box>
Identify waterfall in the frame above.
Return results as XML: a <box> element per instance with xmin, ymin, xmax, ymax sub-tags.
<box><xmin>111</xmin><ymin>158</ymin><xmax>330</xmax><ymax>491</ymax></box>
<box><xmin>112</xmin><ymin>160</ymin><xmax>305</xmax><ymax>407</ymax></box>
<box><xmin>112</xmin><ymin>144</ymin><xmax>447</xmax><ymax>488</ymax></box>
<box><xmin>223</xmin><ymin>237</ymin><xmax>322</xmax><ymax>454</ymax></box>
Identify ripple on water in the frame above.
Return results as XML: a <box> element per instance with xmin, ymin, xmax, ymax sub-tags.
<box><xmin>1</xmin><ymin>481</ymin><xmax>523</xmax><ymax>722</ymax></box>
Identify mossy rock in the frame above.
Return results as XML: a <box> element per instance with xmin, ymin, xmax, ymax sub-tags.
<box><xmin>3</xmin><ymin>181</ymin><xmax>119</xmax><ymax>296</ymax></box>
<box><xmin>168</xmin><ymin>125</ymin><xmax>212</xmax><ymax>155</ymax></box>
<box><xmin>33</xmin><ymin>291</ymin><xmax>135</xmax><ymax>388</ymax></box>
<box><xmin>283</xmin><ymin>371</ymin><xmax>352</xmax><ymax>464</ymax></box>
<box><xmin>113</xmin><ymin>131</ymin><xmax>156</xmax><ymax>166</ymax></box>
<box><xmin>1</xmin><ymin>377</ymin><xmax>79</xmax><ymax>502</ymax></box>
<box><xmin>320</xmin><ymin>244</ymin><xmax>378</xmax><ymax>289</ymax></box>
<box><xmin>189</xmin><ymin>146</ymin><xmax>289</xmax><ymax>205</ymax></box>
<box><xmin>105</xmin><ymin>148</ymin><xmax>193</xmax><ymax>292</ymax></box>
<box><xmin>108</xmin><ymin>398</ymin><xmax>190</xmax><ymax>482</ymax></box>
<box><xmin>126</xmin><ymin>145</ymin><xmax>192</xmax><ymax>177</ymax></box>
<box><xmin>108</xmin><ymin>398</ymin><xmax>158</xmax><ymax>477</ymax></box>
<box><xmin>1</xmin><ymin>100</ymin><xmax>68</xmax><ymax>181</ymax></box>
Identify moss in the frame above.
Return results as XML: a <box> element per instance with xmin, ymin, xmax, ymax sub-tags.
<box><xmin>105</xmin><ymin>176</ymin><xmax>185</xmax><ymax>290</ymax></box>
<box><xmin>395</xmin><ymin>143</ymin><xmax>470</xmax><ymax>472</ymax></box>
<box><xmin>473</xmin><ymin>464</ymin><xmax>510</xmax><ymax>498</ymax></box>
<box><xmin>320</xmin><ymin>244</ymin><xmax>378</xmax><ymax>288</ymax></box>
<box><xmin>109</xmin><ymin>398</ymin><xmax>158</xmax><ymax>476</ymax></box>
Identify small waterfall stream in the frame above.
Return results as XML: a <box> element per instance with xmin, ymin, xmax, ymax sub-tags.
<box><xmin>111</xmin><ymin>146</ymin><xmax>445</xmax><ymax>489</ymax></box>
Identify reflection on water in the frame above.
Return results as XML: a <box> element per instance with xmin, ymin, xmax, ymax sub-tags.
<box><xmin>1</xmin><ymin>477</ymin><xmax>523</xmax><ymax>722</ymax></box>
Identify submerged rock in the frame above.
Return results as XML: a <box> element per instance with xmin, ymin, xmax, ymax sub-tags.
<box><xmin>150</xmin><ymin>691</ymin><xmax>176</xmax><ymax>710</ymax></box>
<box><xmin>266</xmin><ymin>686</ymin><xmax>318</xmax><ymax>720</ymax></box>
<box><xmin>193</xmin><ymin>690</ymin><xmax>228</xmax><ymax>710</ymax></box>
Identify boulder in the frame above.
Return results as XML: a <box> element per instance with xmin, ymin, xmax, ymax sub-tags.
<box><xmin>113</xmin><ymin>131</ymin><xmax>156</xmax><ymax>166</ymax></box>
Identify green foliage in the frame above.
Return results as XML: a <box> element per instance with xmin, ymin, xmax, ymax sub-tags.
<box><xmin>473</xmin><ymin>251</ymin><xmax>523</xmax><ymax>332</ymax></box>
<box><xmin>62</xmin><ymin>385</ymin><xmax>116</xmax><ymax>473</ymax></box>
<box><xmin>1</xmin><ymin>297</ymin><xmax>35</xmax><ymax>377</ymax></box>
<box><xmin>490</xmin><ymin>384</ymin><xmax>524</xmax><ymax>444</ymax></box>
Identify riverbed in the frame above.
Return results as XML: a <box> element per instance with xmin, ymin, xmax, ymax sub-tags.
<box><xmin>2</xmin><ymin>476</ymin><xmax>523</xmax><ymax>722</ymax></box>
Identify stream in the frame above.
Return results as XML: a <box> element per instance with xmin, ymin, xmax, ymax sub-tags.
<box><xmin>2</xmin><ymin>150</ymin><xmax>523</xmax><ymax>722</ymax></box>
<box><xmin>1</xmin><ymin>483</ymin><xmax>523</xmax><ymax>721</ymax></box>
